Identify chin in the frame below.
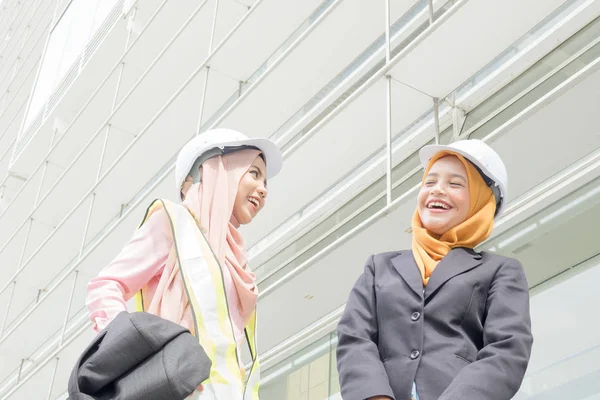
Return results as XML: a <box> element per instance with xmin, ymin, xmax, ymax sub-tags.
<box><xmin>422</xmin><ymin>222</ymin><xmax>448</xmax><ymax>236</ymax></box>
<box><xmin>240</xmin><ymin>213</ymin><xmax>255</xmax><ymax>225</ymax></box>
<box><xmin>427</xmin><ymin>228</ymin><xmax>446</xmax><ymax>236</ymax></box>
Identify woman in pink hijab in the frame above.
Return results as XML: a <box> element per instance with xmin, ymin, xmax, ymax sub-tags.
<box><xmin>86</xmin><ymin>129</ymin><xmax>283</xmax><ymax>399</ymax></box>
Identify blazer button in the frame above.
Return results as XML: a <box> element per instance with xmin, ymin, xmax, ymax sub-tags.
<box><xmin>411</xmin><ymin>312</ymin><xmax>421</xmax><ymax>321</ymax></box>
<box><xmin>410</xmin><ymin>350</ymin><xmax>420</xmax><ymax>360</ymax></box>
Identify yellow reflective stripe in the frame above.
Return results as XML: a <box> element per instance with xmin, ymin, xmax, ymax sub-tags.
<box><xmin>244</xmin><ymin>358</ymin><xmax>260</xmax><ymax>400</ymax></box>
<box><xmin>246</xmin><ymin>311</ymin><xmax>258</xmax><ymax>358</ymax></box>
<box><xmin>244</xmin><ymin>364</ymin><xmax>260</xmax><ymax>400</ymax></box>
<box><xmin>134</xmin><ymin>199</ymin><xmax>164</xmax><ymax>313</ymax></box>
<box><xmin>184</xmin><ymin>230</ymin><xmax>240</xmax><ymax>390</ymax></box>
<box><xmin>181</xmin><ymin>263</ymin><xmax>219</xmax><ymax>385</ymax></box>
<box><xmin>243</xmin><ymin>311</ymin><xmax>260</xmax><ymax>400</ymax></box>
<box><xmin>165</xmin><ymin>205</ymin><xmax>218</xmax><ymax>366</ymax></box>
<box><xmin>193</xmin><ymin>227</ymin><xmax>242</xmax><ymax>383</ymax></box>
<box><xmin>138</xmin><ymin>199</ymin><xmax>163</xmax><ymax>228</ymax></box>
<box><xmin>163</xmin><ymin>201</ymin><xmax>243</xmax><ymax>395</ymax></box>
<box><xmin>175</xmin><ymin>250</ymin><xmax>217</xmax><ymax>372</ymax></box>
<box><xmin>138</xmin><ymin>199</ymin><xmax>260</xmax><ymax>399</ymax></box>
<box><xmin>134</xmin><ymin>291</ymin><xmax>144</xmax><ymax>312</ymax></box>
<box><xmin>252</xmin><ymin>376</ymin><xmax>261</xmax><ymax>400</ymax></box>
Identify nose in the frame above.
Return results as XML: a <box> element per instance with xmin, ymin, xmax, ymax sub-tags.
<box><xmin>258</xmin><ymin>183</ymin><xmax>268</xmax><ymax>199</ymax></box>
<box><xmin>430</xmin><ymin>182</ymin><xmax>446</xmax><ymax>196</ymax></box>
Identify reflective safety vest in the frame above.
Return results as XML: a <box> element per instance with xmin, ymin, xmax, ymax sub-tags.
<box><xmin>135</xmin><ymin>199</ymin><xmax>260</xmax><ymax>400</ymax></box>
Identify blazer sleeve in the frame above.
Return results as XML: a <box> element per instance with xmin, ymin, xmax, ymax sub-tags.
<box><xmin>336</xmin><ymin>255</ymin><xmax>394</xmax><ymax>400</ymax></box>
<box><xmin>86</xmin><ymin>208</ymin><xmax>172</xmax><ymax>332</ymax></box>
<box><xmin>438</xmin><ymin>257</ymin><xmax>534</xmax><ymax>400</ymax></box>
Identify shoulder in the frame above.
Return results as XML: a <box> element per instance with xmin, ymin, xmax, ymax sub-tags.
<box><xmin>480</xmin><ymin>251</ymin><xmax>527</xmax><ymax>281</ymax></box>
<box><xmin>137</xmin><ymin>201</ymin><xmax>174</xmax><ymax>244</ymax></box>
<box><xmin>480</xmin><ymin>251</ymin><xmax>524</xmax><ymax>269</ymax></box>
<box><xmin>369</xmin><ymin>250</ymin><xmax>409</xmax><ymax>272</ymax></box>
<box><xmin>142</xmin><ymin>204</ymin><xmax>170</xmax><ymax>228</ymax></box>
<box><xmin>372</xmin><ymin>250</ymin><xmax>404</xmax><ymax>264</ymax></box>
<box><xmin>140</xmin><ymin>198</ymin><xmax>192</xmax><ymax>229</ymax></box>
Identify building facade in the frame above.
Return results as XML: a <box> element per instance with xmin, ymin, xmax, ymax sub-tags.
<box><xmin>0</xmin><ymin>0</ymin><xmax>599</xmax><ymax>398</ymax></box>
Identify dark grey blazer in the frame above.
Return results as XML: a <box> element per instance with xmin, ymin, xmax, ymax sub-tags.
<box><xmin>68</xmin><ymin>311</ymin><xmax>211</xmax><ymax>400</ymax></box>
<box><xmin>336</xmin><ymin>248</ymin><xmax>533</xmax><ymax>400</ymax></box>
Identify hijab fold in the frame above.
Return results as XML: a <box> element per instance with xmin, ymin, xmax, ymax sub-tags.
<box><xmin>411</xmin><ymin>151</ymin><xmax>496</xmax><ymax>286</ymax></box>
<box><xmin>180</xmin><ymin>148</ymin><xmax>261</xmax><ymax>325</ymax></box>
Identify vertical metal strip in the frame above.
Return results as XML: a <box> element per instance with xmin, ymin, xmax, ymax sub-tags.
<box><xmin>49</xmin><ymin>123</ymin><xmax>58</xmax><ymax>148</ymax></box>
<box><xmin>452</xmin><ymin>105</ymin><xmax>459</xmax><ymax>140</ymax></box>
<box><xmin>101</xmin><ymin>8</ymin><xmax>136</xmax><ymax>175</ymax></box>
<box><xmin>35</xmin><ymin>161</ymin><xmax>49</xmax><ymax>207</ymax></box>
<box><xmin>428</xmin><ymin>0</ymin><xmax>435</xmax><ymax>25</ymax></box>
<box><xmin>96</xmin><ymin>125</ymin><xmax>111</xmax><ymax>181</ymax></box>
<box><xmin>112</xmin><ymin>11</ymin><xmax>135</xmax><ymax>111</ymax></box>
<box><xmin>386</xmin><ymin>75</ymin><xmax>392</xmax><ymax>206</ymax></box>
<box><xmin>0</xmin><ymin>281</ymin><xmax>17</xmax><ymax>337</ymax></box>
<box><xmin>208</xmin><ymin>0</ymin><xmax>220</xmax><ymax>53</ymax></box>
<box><xmin>197</xmin><ymin>0</ymin><xmax>220</xmax><ymax>134</ymax></box>
<box><xmin>433</xmin><ymin>97</ymin><xmax>440</xmax><ymax>144</ymax></box>
<box><xmin>0</xmin><ymin>92</ymin><xmax>6</xmax><ymax>116</ymax></box>
<box><xmin>35</xmin><ymin>127</ymin><xmax>58</xmax><ymax>207</ymax></box>
<box><xmin>79</xmin><ymin>194</ymin><xmax>96</xmax><ymax>259</ymax></box>
<box><xmin>385</xmin><ymin>0</ymin><xmax>392</xmax><ymax>205</ymax></box>
<box><xmin>196</xmin><ymin>66</ymin><xmax>211</xmax><ymax>135</ymax></box>
<box><xmin>17</xmin><ymin>218</ymin><xmax>33</xmax><ymax>270</ymax></box>
<box><xmin>385</xmin><ymin>0</ymin><xmax>391</xmax><ymax>62</ymax></box>
<box><xmin>16</xmin><ymin>358</ymin><xmax>26</xmax><ymax>384</ymax></box>
<box><xmin>79</xmin><ymin>124</ymin><xmax>108</xmax><ymax>256</ymax></box>
<box><xmin>59</xmin><ymin>270</ymin><xmax>78</xmax><ymax>346</ymax></box>
<box><xmin>2</xmin><ymin>217</ymin><xmax>34</xmax><ymax>336</ymax></box>
<box><xmin>45</xmin><ymin>357</ymin><xmax>59</xmax><ymax>400</ymax></box>
<box><xmin>451</xmin><ymin>91</ymin><xmax>462</xmax><ymax>141</ymax></box>
<box><xmin>79</xmin><ymin>11</ymin><xmax>135</xmax><ymax>255</ymax></box>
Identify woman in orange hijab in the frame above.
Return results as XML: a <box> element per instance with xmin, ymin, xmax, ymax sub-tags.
<box><xmin>336</xmin><ymin>140</ymin><xmax>533</xmax><ymax>400</ymax></box>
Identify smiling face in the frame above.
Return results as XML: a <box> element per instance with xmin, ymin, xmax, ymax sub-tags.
<box><xmin>417</xmin><ymin>155</ymin><xmax>470</xmax><ymax>235</ymax></box>
<box><xmin>232</xmin><ymin>154</ymin><xmax>268</xmax><ymax>225</ymax></box>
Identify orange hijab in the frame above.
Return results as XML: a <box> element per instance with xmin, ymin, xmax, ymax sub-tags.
<box><xmin>411</xmin><ymin>151</ymin><xmax>496</xmax><ymax>285</ymax></box>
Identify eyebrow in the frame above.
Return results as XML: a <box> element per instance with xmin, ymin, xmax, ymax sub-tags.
<box><xmin>426</xmin><ymin>172</ymin><xmax>467</xmax><ymax>181</ymax></box>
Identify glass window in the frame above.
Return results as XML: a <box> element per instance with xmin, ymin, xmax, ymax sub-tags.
<box><xmin>483</xmin><ymin>175</ymin><xmax>600</xmax><ymax>288</ymax></box>
<box><xmin>261</xmin><ymin>333</ymin><xmax>339</xmax><ymax>400</ymax></box>
<box><xmin>22</xmin><ymin>0</ymin><xmax>119</xmax><ymax>133</ymax></box>
<box><xmin>514</xmin><ymin>255</ymin><xmax>600</xmax><ymax>399</ymax></box>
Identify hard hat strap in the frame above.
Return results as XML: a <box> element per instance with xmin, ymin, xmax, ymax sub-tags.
<box><xmin>468</xmin><ymin>160</ymin><xmax>503</xmax><ymax>215</ymax></box>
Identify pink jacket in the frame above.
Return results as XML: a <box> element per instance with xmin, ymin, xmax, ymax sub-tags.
<box><xmin>86</xmin><ymin>208</ymin><xmax>246</xmax><ymax>344</ymax></box>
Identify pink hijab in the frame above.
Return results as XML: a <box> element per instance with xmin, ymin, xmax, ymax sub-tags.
<box><xmin>181</xmin><ymin>148</ymin><xmax>261</xmax><ymax>325</ymax></box>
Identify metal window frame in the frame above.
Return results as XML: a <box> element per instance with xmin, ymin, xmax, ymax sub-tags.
<box><xmin>5</xmin><ymin>29</ymin><xmax>600</xmax><ymax>400</ymax></box>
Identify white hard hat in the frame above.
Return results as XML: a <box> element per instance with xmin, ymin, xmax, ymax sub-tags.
<box><xmin>419</xmin><ymin>139</ymin><xmax>508</xmax><ymax>217</ymax></box>
<box><xmin>175</xmin><ymin>128</ymin><xmax>283</xmax><ymax>198</ymax></box>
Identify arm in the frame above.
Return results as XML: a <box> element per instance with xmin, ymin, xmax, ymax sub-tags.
<box><xmin>86</xmin><ymin>208</ymin><xmax>172</xmax><ymax>332</ymax></box>
<box><xmin>336</xmin><ymin>255</ymin><xmax>395</xmax><ymax>400</ymax></box>
<box><xmin>439</xmin><ymin>258</ymin><xmax>533</xmax><ymax>399</ymax></box>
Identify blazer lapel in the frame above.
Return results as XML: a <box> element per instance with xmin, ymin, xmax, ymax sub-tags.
<box><xmin>391</xmin><ymin>251</ymin><xmax>424</xmax><ymax>298</ymax></box>
<box><xmin>425</xmin><ymin>247</ymin><xmax>482</xmax><ymax>301</ymax></box>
